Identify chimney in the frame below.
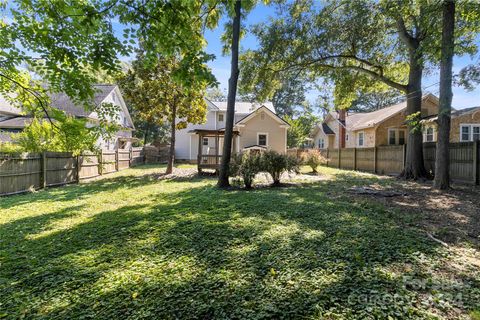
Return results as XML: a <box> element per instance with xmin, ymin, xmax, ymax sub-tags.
<box><xmin>338</xmin><ymin>109</ymin><xmax>346</xmax><ymax>148</ymax></box>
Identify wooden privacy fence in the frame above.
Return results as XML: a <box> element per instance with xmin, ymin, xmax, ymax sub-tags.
<box><xmin>292</xmin><ymin>145</ymin><xmax>406</xmax><ymax>176</ymax></box>
<box><xmin>423</xmin><ymin>142</ymin><xmax>479</xmax><ymax>184</ymax></box>
<box><xmin>291</xmin><ymin>142</ymin><xmax>480</xmax><ymax>185</ymax></box>
<box><xmin>0</xmin><ymin>147</ymin><xmax>145</xmax><ymax>196</ymax></box>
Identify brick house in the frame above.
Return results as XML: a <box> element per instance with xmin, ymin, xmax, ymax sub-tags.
<box><xmin>311</xmin><ymin>93</ymin><xmax>480</xmax><ymax>149</ymax></box>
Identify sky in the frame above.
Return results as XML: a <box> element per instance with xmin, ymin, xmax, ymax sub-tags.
<box><xmin>4</xmin><ymin>2</ymin><xmax>479</xmax><ymax>111</ymax></box>
<box><xmin>202</xmin><ymin>3</ymin><xmax>480</xmax><ymax>110</ymax></box>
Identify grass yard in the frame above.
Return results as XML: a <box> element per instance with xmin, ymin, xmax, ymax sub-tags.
<box><xmin>0</xmin><ymin>164</ymin><xmax>479</xmax><ymax>319</ymax></box>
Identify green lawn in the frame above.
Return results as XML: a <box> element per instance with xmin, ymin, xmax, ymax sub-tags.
<box><xmin>0</xmin><ymin>164</ymin><xmax>479</xmax><ymax>319</ymax></box>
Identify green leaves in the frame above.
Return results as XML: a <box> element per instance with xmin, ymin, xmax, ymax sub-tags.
<box><xmin>284</xmin><ymin>113</ymin><xmax>318</xmax><ymax>148</ymax></box>
<box><xmin>118</xmin><ymin>53</ymin><xmax>209</xmax><ymax>129</ymax></box>
<box><xmin>11</xmin><ymin>109</ymin><xmax>116</xmax><ymax>155</ymax></box>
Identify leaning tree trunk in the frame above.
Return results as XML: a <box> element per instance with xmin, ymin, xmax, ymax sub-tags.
<box><xmin>402</xmin><ymin>50</ymin><xmax>428</xmax><ymax>180</ymax></box>
<box><xmin>434</xmin><ymin>0</ymin><xmax>455</xmax><ymax>190</ymax></box>
<box><xmin>217</xmin><ymin>0</ymin><xmax>241</xmax><ymax>188</ymax></box>
<box><xmin>166</xmin><ymin>106</ymin><xmax>177</xmax><ymax>174</ymax></box>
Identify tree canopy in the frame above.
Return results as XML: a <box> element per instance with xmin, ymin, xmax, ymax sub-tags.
<box><xmin>120</xmin><ymin>52</ymin><xmax>212</xmax><ymax>173</ymax></box>
<box><xmin>240</xmin><ymin>0</ymin><xmax>480</xmax><ymax>179</ymax></box>
<box><xmin>1</xmin><ymin>0</ymin><xmax>225</xmax><ymax>151</ymax></box>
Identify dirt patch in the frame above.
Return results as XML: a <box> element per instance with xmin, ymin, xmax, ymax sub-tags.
<box><xmin>349</xmin><ymin>185</ymin><xmax>406</xmax><ymax>197</ymax></box>
<box><xmin>154</xmin><ymin>168</ymin><xmax>200</xmax><ymax>181</ymax></box>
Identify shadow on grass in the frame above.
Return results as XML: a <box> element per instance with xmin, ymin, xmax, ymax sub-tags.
<box><xmin>0</xmin><ymin>170</ymin><xmax>478</xmax><ymax>319</ymax></box>
<box><xmin>332</xmin><ymin>170</ymin><xmax>480</xmax><ymax>246</ymax></box>
<box><xmin>0</xmin><ymin>164</ymin><xmax>211</xmax><ymax>210</ymax></box>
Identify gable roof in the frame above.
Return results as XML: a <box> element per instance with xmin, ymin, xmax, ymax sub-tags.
<box><xmin>0</xmin><ymin>84</ymin><xmax>134</xmax><ymax>129</ymax></box>
<box><xmin>207</xmin><ymin>100</ymin><xmax>276</xmax><ymax>114</ymax></box>
<box><xmin>235</xmin><ymin>105</ymin><xmax>289</xmax><ymax>127</ymax></box>
<box><xmin>322</xmin><ymin>123</ymin><xmax>335</xmax><ymax>135</ymax></box>
<box><xmin>422</xmin><ymin>105</ymin><xmax>480</xmax><ymax>123</ymax></box>
<box><xmin>0</xmin><ymin>116</ymin><xmax>32</xmax><ymax>128</ymax></box>
<box><xmin>323</xmin><ymin>93</ymin><xmax>439</xmax><ymax>132</ymax></box>
<box><xmin>312</xmin><ymin>122</ymin><xmax>335</xmax><ymax>136</ymax></box>
<box><xmin>49</xmin><ymin>84</ymin><xmax>117</xmax><ymax>118</ymax></box>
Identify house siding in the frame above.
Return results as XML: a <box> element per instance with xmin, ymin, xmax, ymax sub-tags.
<box><xmin>175</xmin><ymin>106</ymin><xmax>286</xmax><ymax>160</ymax></box>
<box><xmin>175</xmin><ymin>111</ymin><xmax>215</xmax><ymax>160</ymax></box>
<box><xmin>450</xmin><ymin>111</ymin><xmax>480</xmax><ymax>142</ymax></box>
<box><xmin>313</xmin><ymin>118</ymin><xmax>339</xmax><ymax>149</ymax></box>
<box><xmin>238</xmin><ymin>110</ymin><xmax>287</xmax><ymax>153</ymax></box>
<box><xmin>425</xmin><ymin>110</ymin><xmax>480</xmax><ymax>143</ymax></box>
<box><xmin>316</xmin><ymin>95</ymin><xmax>440</xmax><ymax>148</ymax></box>
<box><xmin>375</xmin><ymin>112</ymin><xmax>408</xmax><ymax>146</ymax></box>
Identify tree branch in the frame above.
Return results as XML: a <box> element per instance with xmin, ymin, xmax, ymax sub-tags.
<box><xmin>264</xmin><ymin>54</ymin><xmax>408</xmax><ymax>92</ymax></box>
<box><xmin>396</xmin><ymin>17</ymin><xmax>419</xmax><ymax>49</ymax></box>
<box><xmin>0</xmin><ymin>73</ymin><xmax>57</xmax><ymax>126</ymax></box>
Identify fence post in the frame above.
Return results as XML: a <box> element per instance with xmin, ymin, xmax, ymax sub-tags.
<box><xmin>473</xmin><ymin>141</ymin><xmax>478</xmax><ymax>185</ymax></box>
<box><xmin>338</xmin><ymin>147</ymin><xmax>342</xmax><ymax>168</ymax></box>
<box><xmin>402</xmin><ymin>144</ymin><xmax>407</xmax><ymax>171</ymax></box>
<box><xmin>99</xmin><ymin>151</ymin><xmax>103</xmax><ymax>175</ymax></box>
<box><xmin>373</xmin><ymin>147</ymin><xmax>377</xmax><ymax>174</ymax></box>
<box><xmin>76</xmin><ymin>155</ymin><xmax>80</xmax><ymax>183</ymax></box>
<box><xmin>115</xmin><ymin>149</ymin><xmax>119</xmax><ymax>172</ymax></box>
<box><xmin>326</xmin><ymin>148</ymin><xmax>329</xmax><ymax>167</ymax></box>
<box><xmin>129</xmin><ymin>148</ymin><xmax>133</xmax><ymax>168</ymax></box>
<box><xmin>353</xmin><ymin>148</ymin><xmax>357</xmax><ymax>171</ymax></box>
<box><xmin>41</xmin><ymin>151</ymin><xmax>47</xmax><ymax>188</ymax></box>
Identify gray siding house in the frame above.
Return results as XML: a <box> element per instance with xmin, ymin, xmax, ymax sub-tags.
<box><xmin>0</xmin><ymin>84</ymin><xmax>135</xmax><ymax>150</ymax></box>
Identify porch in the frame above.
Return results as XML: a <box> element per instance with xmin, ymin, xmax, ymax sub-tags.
<box><xmin>189</xmin><ymin>129</ymin><xmax>240</xmax><ymax>173</ymax></box>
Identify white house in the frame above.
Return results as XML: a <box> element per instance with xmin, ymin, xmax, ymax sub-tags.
<box><xmin>175</xmin><ymin>99</ymin><xmax>289</xmax><ymax>163</ymax></box>
<box><xmin>0</xmin><ymin>84</ymin><xmax>136</xmax><ymax>150</ymax></box>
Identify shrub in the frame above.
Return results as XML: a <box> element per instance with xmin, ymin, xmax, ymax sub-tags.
<box><xmin>0</xmin><ymin>142</ymin><xmax>25</xmax><ymax>153</ymax></box>
<box><xmin>302</xmin><ymin>149</ymin><xmax>325</xmax><ymax>173</ymax></box>
<box><xmin>229</xmin><ymin>151</ymin><xmax>262</xmax><ymax>189</ymax></box>
<box><xmin>261</xmin><ymin>150</ymin><xmax>300</xmax><ymax>186</ymax></box>
<box><xmin>12</xmin><ymin>109</ymin><xmax>118</xmax><ymax>155</ymax></box>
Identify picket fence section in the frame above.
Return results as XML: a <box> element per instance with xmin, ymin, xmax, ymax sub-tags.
<box><xmin>290</xmin><ymin>142</ymin><xmax>480</xmax><ymax>185</ymax></box>
<box><xmin>0</xmin><ymin>147</ymin><xmax>145</xmax><ymax>196</ymax></box>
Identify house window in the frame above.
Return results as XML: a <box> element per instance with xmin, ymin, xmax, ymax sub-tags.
<box><xmin>461</xmin><ymin>125</ymin><xmax>470</xmax><ymax>141</ymax></box>
<box><xmin>202</xmin><ymin>137</ymin><xmax>209</xmax><ymax>146</ymax></box>
<box><xmin>346</xmin><ymin>134</ymin><xmax>349</xmax><ymax>141</ymax></box>
<box><xmin>218</xmin><ymin>113</ymin><xmax>224</xmax><ymax>122</ymax></box>
<box><xmin>258</xmin><ymin>133</ymin><xmax>268</xmax><ymax>146</ymax></box>
<box><xmin>388</xmin><ymin>129</ymin><xmax>396</xmax><ymax>145</ymax></box>
<box><xmin>357</xmin><ymin>132</ymin><xmax>365</xmax><ymax>147</ymax></box>
<box><xmin>389</xmin><ymin>128</ymin><xmax>407</xmax><ymax>145</ymax></box>
<box><xmin>473</xmin><ymin>126</ymin><xmax>480</xmax><ymax>141</ymax></box>
<box><xmin>425</xmin><ymin>127</ymin><xmax>435</xmax><ymax>142</ymax></box>
<box><xmin>460</xmin><ymin>124</ymin><xmax>480</xmax><ymax>142</ymax></box>
<box><xmin>399</xmin><ymin>130</ymin><xmax>406</xmax><ymax>145</ymax></box>
<box><xmin>318</xmin><ymin>138</ymin><xmax>325</xmax><ymax>149</ymax></box>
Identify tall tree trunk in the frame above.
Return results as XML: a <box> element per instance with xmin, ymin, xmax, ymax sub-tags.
<box><xmin>402</xmin><ymin>50</ymin><xmax>428</xmax><ymax>180</ymax></box>
<box><xmin>217</xmin><ymin>0</ymin><xmax>241</xmax><ymax>188</ymax></box>
<box><xmin>166</xmin><ymin>106</ymin><xmax>176</xmax><ymax>174</ymax></box>
<box><xmin>434</xmin><ymin>0</ymin><xmax>455</xmax><ymax>190</ymax></box>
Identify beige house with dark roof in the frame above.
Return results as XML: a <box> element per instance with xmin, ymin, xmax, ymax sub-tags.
<box><xmin>313</xmin><ymin>93</ymin><xmax>480</xmax><ymax>149</ymax></box>
<box><xmin>421</xmin><ymin>106</ymin><xmax>480</xmax><ymax>143</ymax></box>
<box><xmin>312</xmin><ymin>93</ymin><xmax>440</xmax><ymax>149</ymax></box>
<box><xmin>175</xmin><ymin>100</ymin><xmax>289</xmax><ymax>164</ymax></box>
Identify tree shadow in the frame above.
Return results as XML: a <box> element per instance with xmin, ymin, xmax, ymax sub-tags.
<box><xmin>331</xmin><ymin>170</ymin><xmax>480</xmax><ymax>246</ymax></box>
<box><xmin>0</xmin><ymin>164</ymin><xmax>208</xmax><ymax>210</ymax></box>
<box><xmin>0</xmin><ymin>171</ymin><xmax>478</xmax><ymax>319</ymax></box>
